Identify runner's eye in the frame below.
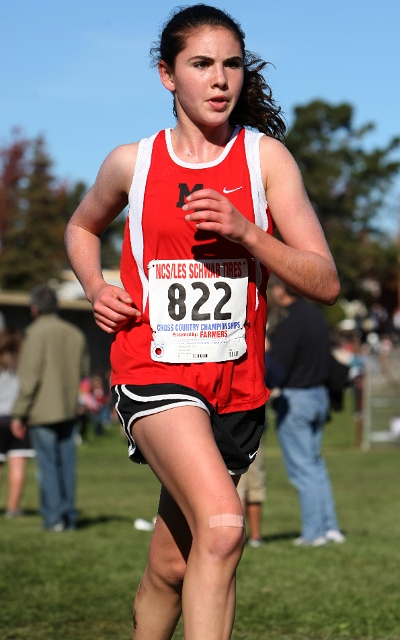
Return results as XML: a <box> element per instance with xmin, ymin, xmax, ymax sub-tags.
<box><xmin>223</xmin><ymin>55</ymin><xmax>243</xmax><ymax>69</ymax></box>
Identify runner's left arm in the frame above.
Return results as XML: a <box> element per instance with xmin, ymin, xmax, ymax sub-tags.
<box><xmin>183</xmin><ymin>137</ymin><xmax>339</xmax><ymax>305</ymax></box>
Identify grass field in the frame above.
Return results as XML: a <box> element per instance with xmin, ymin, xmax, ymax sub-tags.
<box><xmin>1</xmin><ymin>393</ymin><xmax>399</xmax><ymax>640</ymax></box>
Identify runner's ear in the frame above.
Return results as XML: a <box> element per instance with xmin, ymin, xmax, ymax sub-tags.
<box><xmin>158</xmin><ymin>60</ymin><xmax>175</xmax><ymax>92</ymax></box>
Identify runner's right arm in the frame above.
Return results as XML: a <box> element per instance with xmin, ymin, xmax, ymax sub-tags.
<box><xmin>65</xmin><ymin>143</ymin><xmax>141</xmax><ymax>333</ymax></box>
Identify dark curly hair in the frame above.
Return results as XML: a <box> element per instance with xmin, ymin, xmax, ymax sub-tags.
<box><xmin>150</xmin><ymin>4</ymin><xmax>286</xmax><ymax>139</ymax></box>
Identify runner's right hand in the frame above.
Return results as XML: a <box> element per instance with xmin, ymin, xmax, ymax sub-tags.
<box><xmin>91</xmin><ymin>284</ymin><xmax>141</xmax><ymax>333</ymax></box>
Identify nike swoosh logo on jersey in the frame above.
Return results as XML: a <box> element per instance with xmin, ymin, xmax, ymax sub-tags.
<box><xmin>223</xmin><ymin>186</ymin><xmax>243</xmax><ymax>194</ymax></box>
<box><xmin>248</xmin><ymin>450</ymin><xmax>258</xmax><ymax>460</ymax></box>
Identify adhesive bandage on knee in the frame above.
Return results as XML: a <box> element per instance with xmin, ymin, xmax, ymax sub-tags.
<box><xmin>209</xmin><ymin>514</ymin><xmax>244</xmax><ymax>529</ymax></box>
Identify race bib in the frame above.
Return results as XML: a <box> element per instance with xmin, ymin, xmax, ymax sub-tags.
<box><xmin>148</xmin><ymin>259</ymin><xmax>248</xmax><ymax>363</ymax></box>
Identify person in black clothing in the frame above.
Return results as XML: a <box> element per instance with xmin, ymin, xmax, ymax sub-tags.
<box><xmin>270</xmin><ymin>280</ymin><xmax>345</xmax><ymax>547</ymax></box>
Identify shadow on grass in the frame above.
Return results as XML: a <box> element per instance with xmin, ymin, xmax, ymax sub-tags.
<box><xmin>255</xmin><ymin>529</ymin><xmax>348</xmax><ymax>544</ymax></box>
<box><xmin>0</xmin><ymin>508</ymin><xmax>38</xmax><ymax>517</ymax></box>
<box><xmin>258</xmin><ymin>531</ymin><xmax>300</xmax><ymax>543</ymax></box>
<box><xmin>1</xmin><ymin>509</ymin><xmax>133</xmax><ymax>530</ymax></box>
<box><xmin>76</xmin><ymin>514</ymin><xmax>133</xmax><ymax>529</ymax></box>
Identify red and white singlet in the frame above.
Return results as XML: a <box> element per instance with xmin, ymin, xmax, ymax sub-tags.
<box><xmin>111</xmin><ymin>127</ymin><xmax>273</xmax><ymax>413</ymax></box>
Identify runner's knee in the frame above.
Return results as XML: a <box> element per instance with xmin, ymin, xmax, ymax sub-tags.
<box><xmin>200</xmin><ymin>514</ymin><xmax>245</xmax><ymax>561</ymax></box>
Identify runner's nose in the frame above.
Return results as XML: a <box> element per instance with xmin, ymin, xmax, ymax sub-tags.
<box><xmin>211</xmin><ymin>63</ymin><xmax>228</xmax><ymax>89</ymax></box>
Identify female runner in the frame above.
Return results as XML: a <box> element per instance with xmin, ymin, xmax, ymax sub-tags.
<box><xmin>65</xmin><ymin>5</ymin><xmax>339</xmax><ymax>639</ymax></box>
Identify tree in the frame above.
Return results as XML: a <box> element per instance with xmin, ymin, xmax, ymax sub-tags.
<box><xmin>285</xmin><ymin>100</ymin><xmax>400</xmax><ymax>300</ymax></box>
<box><xmin>0</xmin><ymin>131</ymin><xmax>123</xmax><ymax>291</ymax></box>
<box><xmin>0</xmin><ymin>133</ymin><xmax>72</xmax><ymax>289</ymax></box>
<box><xmin>0</xmin><ymin>130</ymin><xmax>29</xmax><ymax>254</ymax></box>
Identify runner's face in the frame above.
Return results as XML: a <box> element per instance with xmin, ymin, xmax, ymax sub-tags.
<box><xmin>159</xmin><ymin>26</ymin><xmax>244</xmax><ymax>129</ymax></box>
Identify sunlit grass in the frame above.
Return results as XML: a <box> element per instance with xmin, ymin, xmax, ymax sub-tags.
<box><xmin>1</xmin><ymin>395</ymin><xmax>399</xmax><ymax>639</ymax></box>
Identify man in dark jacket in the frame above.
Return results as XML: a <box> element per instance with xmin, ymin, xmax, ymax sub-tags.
<box><xmin>270</xmin><ymin>280</ymin><xmax>344</xmax><ymax>547</ymax></box>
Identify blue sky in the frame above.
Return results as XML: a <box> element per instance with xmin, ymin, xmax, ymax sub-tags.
<box><xmin>1</xmin><ymin>0</ymin><xmax>399</xmax><ymax>228</ymax></box>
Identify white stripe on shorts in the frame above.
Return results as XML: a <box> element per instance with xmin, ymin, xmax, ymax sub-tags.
<box><xmin>115</xmin><ymin>384</ymin><xmax>211</xmax><ymax>460</ymax></box>
<box><xmin>120</xmin><ymin>384</ymin><xmax>210</xmax><ymax>415</ymax></box>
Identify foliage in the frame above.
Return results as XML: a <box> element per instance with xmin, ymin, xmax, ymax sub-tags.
<box><xmin>2</xmin><ymin>104</ymin><xmax>400</xmax><ymax>295</ymax></box>
<box><xmin>285</xmin><ymin>100</ymin><xmax>400</xmax><ymax>299</ymax></box>
<box><xmin>320</xmin><ymin>299</ymin><xmax>346</xmax><ymax>327</ymax></box>
<box><xmin>1</xmin><ymin>396</ymin><xmax>400</xmax><ymax>639</ymax></box>
<box><xmin>0</xmin><ymin>130</ymin><xmax>122</xmax><ymax>291</ymax></box>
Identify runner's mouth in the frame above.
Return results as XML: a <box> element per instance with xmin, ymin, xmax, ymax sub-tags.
<box><xmin>208</xmin><ymin>97</ymin><xmax>228</xmax><ymax>110</ymax></box>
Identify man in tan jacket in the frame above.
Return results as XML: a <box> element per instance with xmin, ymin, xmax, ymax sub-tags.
<box><xmin>12</xmin><ymin>285</ymin><xmax>89</xmax><ymax>530</ymax></box>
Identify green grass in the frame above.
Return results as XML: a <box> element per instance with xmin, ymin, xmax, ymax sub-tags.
<box><xmin>1</xmin><ymin>394</ymin><xmax>399</xmax><ymax>640</ymax></box>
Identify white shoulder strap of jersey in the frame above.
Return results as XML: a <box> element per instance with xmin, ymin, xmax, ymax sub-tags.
<box><xmin>128</xmin><ymin>132</ymin><xmax>158</xmax><ymax>311</ymax></box>
<box><xmin>244</xmin><ymin>129</ymin><xmax>268</xmax><ymax>232</ymax></box>
<box><xmin>244</xmin><ymin>129</ymin><xmax>269</xmax><ymax>310</ymax></box>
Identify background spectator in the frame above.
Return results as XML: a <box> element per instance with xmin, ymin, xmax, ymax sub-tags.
<box><xmin>11</xmin><ymin>285</ymin><xmax>89</xmax><ymax>531</ymax></box>
<box><xmin>269</xmin><ymin>279</ymin><xmax>345</xmax><ymax>547</ymax></box>
<box><xmin>0</xmin><ymin>329</ymin><xmax>35</xmax><ymax>517</ymax></box>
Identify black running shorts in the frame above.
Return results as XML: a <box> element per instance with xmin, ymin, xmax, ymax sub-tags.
<box><xmin>112</xmin><ymin>383</ymin><xmax>265</xmax><ymax>475</ymax></box>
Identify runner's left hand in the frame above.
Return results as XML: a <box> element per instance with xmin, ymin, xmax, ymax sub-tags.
<box><xmin>183</xmin><ymin>188</ymin><xmax>251</xmax><ymax>244</ymax></box>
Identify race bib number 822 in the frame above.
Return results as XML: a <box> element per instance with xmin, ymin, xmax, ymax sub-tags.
<box><xmin>148</xmin><ymin>259</ymin><xmax>248</xmax><ymax>363</ymax></box>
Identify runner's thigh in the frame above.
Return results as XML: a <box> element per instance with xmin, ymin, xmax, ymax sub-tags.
<box><xmin>131</xmin><ymin>406</ymin><xmax>242</xmax><ymax>534</ymax></box>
